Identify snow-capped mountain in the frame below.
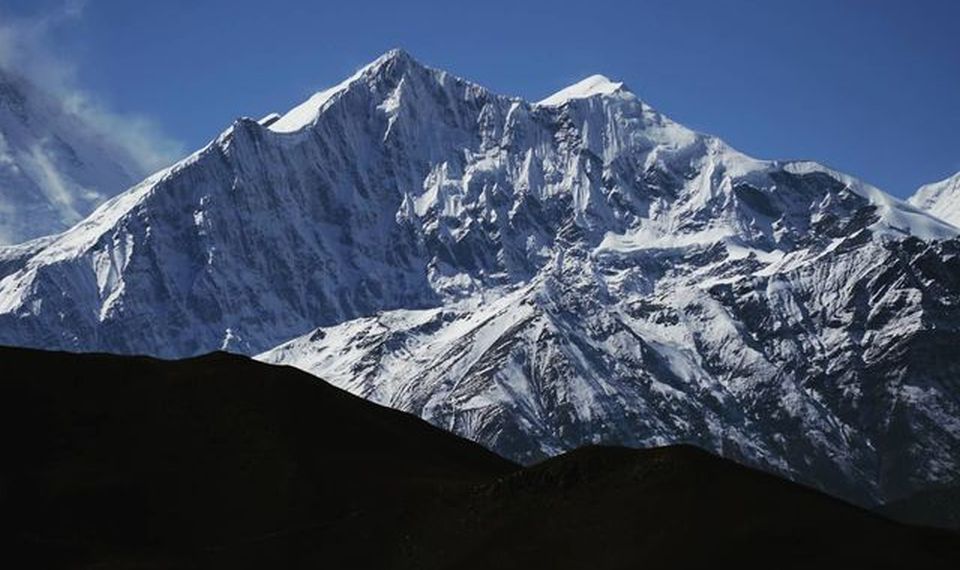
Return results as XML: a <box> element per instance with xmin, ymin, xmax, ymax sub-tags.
<box><xmin>1</xmin><ymin>50</ymin><xmax>958</xmax><ymax>504</ymax></box>
<box><xmin>909</xmin><ymin>171</ymin><xmax>960</xmax><ymax>227</ymax></box>
<box><xmin>0</xmin><ymin>66</ymin><xmax>145</xmax><ymax>245</ymax></box>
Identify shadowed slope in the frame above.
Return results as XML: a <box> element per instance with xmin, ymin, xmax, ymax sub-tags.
<box><xmin>880</xmin><ymin>485</ymin><xmax>960</xmax><ymax>531</ymax></box>
<box><xmin>448</xmin><ymin>445</ymin><xmax>960</xmax><ymax>569</ymax></box>
<box><xmin>0</xmin><ymin>347</ymin><xmax>956</xmax><ymax>569</ymax></box>
<box><xmin>0</xmin><ymin>347</ymin><xmax>515</xmax><ymax>568</ymax></box>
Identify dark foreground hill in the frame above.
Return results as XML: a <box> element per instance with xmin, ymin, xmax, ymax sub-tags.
<box><xmin>1</xmin><ymin>347</ymin><xmax>957</xmax><ymax>569</ymax></box>
<box><xmin>880</xmin><ymin>486</ymin><xmax>960</xmax><ymax>532</ymax></box>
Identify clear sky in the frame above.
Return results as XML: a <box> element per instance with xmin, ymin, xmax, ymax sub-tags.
<box><xmin>2</xmin><ymin>0</ymin><xmax>958</xmax><ymax>197</ymax></box>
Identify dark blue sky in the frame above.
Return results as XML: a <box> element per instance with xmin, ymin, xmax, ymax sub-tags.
<box><xmin>4</xmin><ymin>0</ymin><xmax>959</xmax><ymax>196</ymax></box>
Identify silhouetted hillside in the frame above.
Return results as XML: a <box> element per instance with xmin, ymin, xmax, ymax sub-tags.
<box><xmin>1</xmin><ymin>347</ymin><xmax>956</xmax><ymax>569</ymax></box>
<box><xmin>880</xmin><ymin>486</ymin><xmax>960</xmax><ymax>531</ymax></box>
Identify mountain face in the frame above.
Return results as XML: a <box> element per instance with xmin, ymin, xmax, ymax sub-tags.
<box><xmin>4</xmin><ymin>347</ymin><xmax>958</xmax><ymax>570</ymax></box>
<box><xmin>0</xmin><ymin>67</ymin><xmax>146</xmax><ymax>245</ymax></box>
<box><xmin>910</xmin><ymin>172</ymin><xmax>960</xmax><ymax>227</ymax></box>
<box><xmin>0</xmin><ymin>49</ymin><xmax>958</xmax><ymax>505</ymax></box>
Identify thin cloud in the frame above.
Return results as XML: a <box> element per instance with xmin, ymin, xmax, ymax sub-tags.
<box><xmin>0</xmin><ymin>0</ymin><xmax>184</xmax><ymax>173</ymax></box>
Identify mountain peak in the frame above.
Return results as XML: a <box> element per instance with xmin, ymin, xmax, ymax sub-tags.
<box><xmin>371</xmin><ymin>47</ymin><xmax>416</xmax><ymax>67</ymax></box>
<box><xmin>354</xmin><ymin>48</ymin><xmax>424</xmax><ymax>80</ymax></box>
<box><xmin>537</xmin><ymin>74</ymin><xmax>629</xmax><ymax>106</ymax></box>
<box><xmin>268</xmin><ymin>48</ymin><xmax>427</xmax><ymax>133</ymax></box>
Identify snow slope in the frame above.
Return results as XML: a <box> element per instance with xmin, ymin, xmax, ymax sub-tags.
<box><xmin>1</xmin><ymin>50</ymin><xmax>958</xmax><ymax>505</ymax></box>
<box><xmin>537</xmin><ymin>75</ymin><xmax>626</xmax><ymax>106</ymax></box>
<box><xmin>909</xmin><ymin>171</ymin><xmax>960</xmax><ymax>227</ymax></box>
<box><xmin>0</xmin><ymin>67</ymin><xmax>147</xmax><ymax>245</ymax></box>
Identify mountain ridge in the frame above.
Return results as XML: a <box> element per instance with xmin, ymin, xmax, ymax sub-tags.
<box><xmin>910</xmin><ymin>171</ymin><xmax>960</xmax><ymax>227</ymax></box>
<box><xmin>1</xmin><ymin>50</ymin><xmax>958</xmax><ymax>506</ymax></box>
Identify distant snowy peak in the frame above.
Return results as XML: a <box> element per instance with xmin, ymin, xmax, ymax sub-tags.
<box><xmin>0</xmin><ymin>67</ymin><xmax>145</xmax><ymax>244</ymax></box>
<box><xmin>537</xmin><ymin>74</ymin><xmax>629</xmax><ymax>106</ymax></box>
<box><xmin>909</xmin><ymin>171</ymin><xmax>960</xmax><ymax>227</ymax></box>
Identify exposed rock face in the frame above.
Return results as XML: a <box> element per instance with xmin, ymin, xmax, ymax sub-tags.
<box><xmin>1</xmin><ymin>50</ymin><xmax>958</xmax><ymax>504</ymax></box>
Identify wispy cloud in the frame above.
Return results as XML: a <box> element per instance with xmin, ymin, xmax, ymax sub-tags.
<box><xmin>0</xmin><ymin>0</ymin><xmax>184</xmax><ymax>173</ymax></box>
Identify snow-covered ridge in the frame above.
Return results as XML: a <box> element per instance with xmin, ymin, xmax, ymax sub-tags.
<box><xmin>909</xmin><ymin>171</ymin><xmax>960</xmax><ymax>227</ymax></box>
<box><xmin>267</xmin><ymin>61</ymin><xmax>370</xmax><ymax>133</ymax></box>
<box><xmin>782</xmin><ymin>161</ymin><xmax>957</xmax><ymax>241</ymax></box>
<box><xmin>537</xmin><ymin>74</ymin><xmax>627</xmax><ymax>106</ymax></box>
